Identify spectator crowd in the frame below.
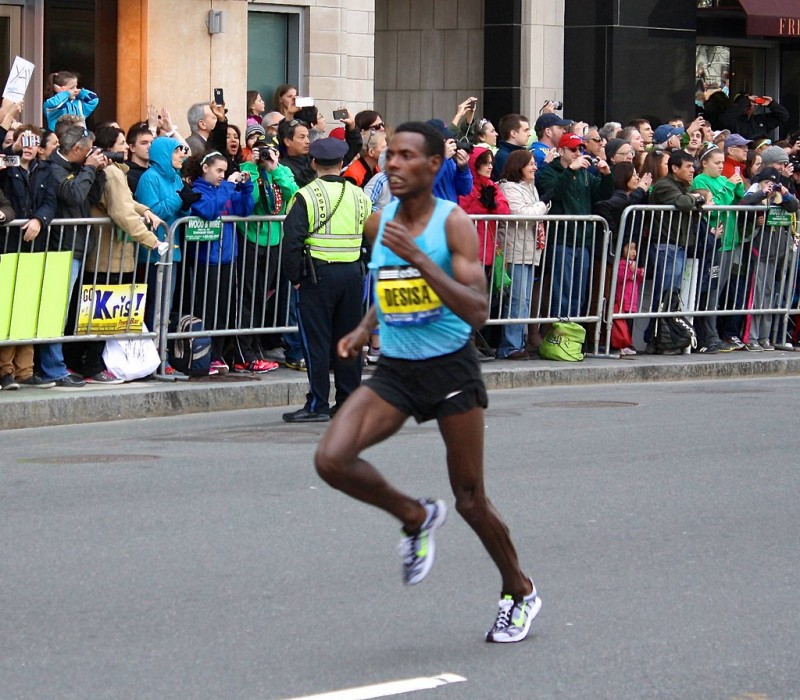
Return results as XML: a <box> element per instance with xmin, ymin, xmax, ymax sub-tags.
<box><xmin>1</xmin><ymin>68</ymin><xmax>799</xmax><ymax>392</ymax></box>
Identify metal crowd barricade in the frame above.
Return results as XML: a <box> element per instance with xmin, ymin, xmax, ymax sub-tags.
<box><xmin>605</xmin><ymin>204</ymin><xmax>799</xmax><ymax>353</ymax></box>
<box><xmin>470</xmin><ymin>214</ymin><xmax>612</xmax><ymax>355</ymax></box>
<box><xmin>161</xmin><ymin>215</ymin><xmax>296</xmax><ymax>373</ymax></box>
<box><xmin>0</xmin><ymin>217</ymin><xmax>164</xmax><ymax>349</ymax></box>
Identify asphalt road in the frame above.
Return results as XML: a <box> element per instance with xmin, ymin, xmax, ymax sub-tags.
<box><xmin>2</xmin><ymin>378</ymin><xmax>799</xmax><ymax>700</ymax></box>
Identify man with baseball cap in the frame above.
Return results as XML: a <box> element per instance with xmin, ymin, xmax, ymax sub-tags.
<box><xmin>653</xmin><ymin>124</ymin><xmax>685</xmax><ymax>150</ymax></box>
<box><xmin>721</xmin><ymin>133</ymin><xmax>752</xmax><ymax>179</ymax></box>
<box><xmin>530</xmin><ymin>112</ymin><xmax>572</xmax><ymax>169</ymax></box>
<box><xmin>537</xmin><ymin>132</ymin><xmax>613</xmax><ymax>319</ymax></box>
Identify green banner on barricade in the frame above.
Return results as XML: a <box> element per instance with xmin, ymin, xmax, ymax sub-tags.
<box><xmin>9</xmin><ymin>252</ymin><xmax>46</xmax><ymax>340</ymax></box>
<box><xmin>766</xmin><ymin>206</ymin><xmax>794</xmax><ymax>228</ymax></box>
<box><xmin>37</xmin><ymin>251</ymin><xmax>72</xmax><ymax>338</ymax></box>
<box><xmin>184</xmin><ymin>217</ymin><xmax>222</xmax><ymax>242</ymax></box>
<box><xmin>0</xmin><ymin>253</ymin><xmax>19</xmax><ymax>339</ymax></box>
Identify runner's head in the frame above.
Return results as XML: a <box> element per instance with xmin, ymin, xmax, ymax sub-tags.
<box><xmin>385</xmin><ymin>121</ymin><xmax>444</xmax><ymax>199</ymax></box>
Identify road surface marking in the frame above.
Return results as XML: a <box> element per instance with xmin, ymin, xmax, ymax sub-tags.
<box><xmin>280</xmin><ymin>673</ymin><xmax>467</xmax><ymax>700</ymax></box>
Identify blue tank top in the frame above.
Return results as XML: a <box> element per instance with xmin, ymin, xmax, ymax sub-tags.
<box><xmin>370</xmin><ymin>198</ymin><xmax>472</xmax><ymax>360</ymax></box>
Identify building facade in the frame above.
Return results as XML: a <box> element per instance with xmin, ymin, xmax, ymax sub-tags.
<box><xmin>1</xmin><ymin>0</ymin><xmax>798</xmax><ymax>136</ymax></box>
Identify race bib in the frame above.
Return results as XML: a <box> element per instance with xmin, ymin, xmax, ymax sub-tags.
<box><xmin>376</xmin><ymin>266</ymin><xmax>443</xmax><ymax>326</ymax></box>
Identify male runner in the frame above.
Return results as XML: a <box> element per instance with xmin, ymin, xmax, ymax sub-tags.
<box><xmin>314</xmin><ymin>121</ymin><xmax>540</xmax><ymax>643</ymax></box>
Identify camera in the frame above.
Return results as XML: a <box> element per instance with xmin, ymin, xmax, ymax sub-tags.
<box><xmin>693</xmin><ymin>194</ymin><xmax>707</xmax><ymax>210</ymax></box>
<box><xmin>585</xmin><ymin>155</ymin><xmax>599</xmax><ymax>166</ymax></box>
<box><xmin>102</xmin><ymin>150</ymin><xmax>125</xmax><ymax>164</ymax></box>
<box><xmin>0</xmin><ymin>154</ymin><xmax>20</xmax><ymax>167</ymax></box>
<box><xmin>21</xmin><ymin>133</ymin><xmax>39</xmax><ymax>148</ymax></box>
<box><xmin>546</xmin><ymin>100</ymin><xmax>563</xmax><ymax>110</ymax></box>
<box><xmin>333</xmin><ymin>108</ymin><xmax>348</xmax><ymax>121</ymax></box>
<box><xmin>455</xmin><ymin>139</ymin><xmax>473</xmax><ymax>155</ymax></box>
<box><xmin>256</xmin><ymin>145</ymin><xmax>278</xmax><ymax>162</ymax></box>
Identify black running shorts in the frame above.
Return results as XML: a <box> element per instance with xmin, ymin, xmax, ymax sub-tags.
<box><xmin>364</xmin><ymin>343</ymin><xmax>488</xmax><ymax>423</ymax></box>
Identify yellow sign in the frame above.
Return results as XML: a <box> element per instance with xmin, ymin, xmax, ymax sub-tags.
<box><xmin>77</xmin><ymin>284</ymin><xmax>147</xmax><ymax>335</ymax></box>
<box><xmin>376</xmin><ymin>265</ymin><xmax>442</xmax><ymax>326</ymax></box>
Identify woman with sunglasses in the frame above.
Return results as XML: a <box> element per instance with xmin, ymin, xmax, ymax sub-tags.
<box><xmin>135</xmin><ymin>136</ymin><xmax>195</xmax><ymax>338</ymax></box>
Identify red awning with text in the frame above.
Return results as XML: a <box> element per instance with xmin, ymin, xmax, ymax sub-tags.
<box><xmin>739</xmin><ymin>0</ymin><xmax>800</xmax><ymax>37</ymax></box>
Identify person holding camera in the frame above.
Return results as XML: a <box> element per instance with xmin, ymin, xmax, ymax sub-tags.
<box><xmin>62</xmin><ymin>125</ymin><xmax>166</xmax><ymax>383</ymax></box>
<box><xmin>537</xmin><ymin>133</ymin><xmax>613</xmax><ymax>319</ymax></box>
<box><xmin>424</xmin><ymin>119</ymin><xmax>472</xmax><ymax>203</ymax></box>
<box><xmin>237</xmin><ymin>139</ymin><xmax>299</xmax><ymax>371</ymax></box>
<box><xmin>719</xmin><ymin>94</ymin><xmax>790</xmax><ymax>141</ymax></box>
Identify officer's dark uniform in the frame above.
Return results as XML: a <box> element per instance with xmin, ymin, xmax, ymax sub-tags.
<box><xmin>281</xmin><ymin>138</ymin><xmax>372</xmax><ymax>422</ymax></box>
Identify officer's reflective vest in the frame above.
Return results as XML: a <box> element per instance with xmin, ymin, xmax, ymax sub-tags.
<box><xmin>296</xmin><ymin>178</ymin><xmax>371</xmax><ymax>263</ymax></box>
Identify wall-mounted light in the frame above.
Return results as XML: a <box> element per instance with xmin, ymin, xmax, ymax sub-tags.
<box><xmin>207</xmin><ymin>10</ymin><xmax>226</xmax><ymax>35</ymax></box>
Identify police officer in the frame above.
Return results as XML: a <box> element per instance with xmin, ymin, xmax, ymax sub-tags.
<box><xmin>281</xmin><ymin>137</ymin><xmax>372</xmax><ymax>422</ymax></box>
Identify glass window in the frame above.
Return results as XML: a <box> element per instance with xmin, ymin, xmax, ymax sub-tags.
<box><xmin>248</xmin><ymin>10</ymin><xmax>301</xmax><ymax>112</ymax></box>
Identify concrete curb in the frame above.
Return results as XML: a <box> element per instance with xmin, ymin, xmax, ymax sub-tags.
<box><xmin>2</xmin><ymin>353</ymin><xmax>800</xmax><ymax>431</ymax></box>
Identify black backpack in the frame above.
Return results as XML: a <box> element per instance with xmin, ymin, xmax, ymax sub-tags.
<box><xmin>653</xmin><ymin>290</ymin><xmax>696</xmax><ymax>353</ymax></box>
<box><xmin>168</xmin><ymin>315</ymin><xmax>212</xmax><ymax>376</ymax></box>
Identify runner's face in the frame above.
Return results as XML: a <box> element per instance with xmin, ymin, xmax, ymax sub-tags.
<box><xmin>384</xmin><ymin>132</ymin><xmax>441</xmax><ymax>199</ymax></box>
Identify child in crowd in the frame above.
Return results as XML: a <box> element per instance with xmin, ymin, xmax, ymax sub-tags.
<box><xmin>186</xmin><ymin>152</ymin><xmax>255</xmax><ymax>375</ymax></box>
<box><xmin>246</xmin><ymin>91</ymin><xmax>265</xmax><ymax>127</ymax></box>
<box><xmin>42</xmin><ymin>71</ymin><xmax>98</xmax><ymax>131</ymax></box>
<box><xmin>614</xmin><ymin>239</ymin><xmax>643</xmax><ymax>355</ymax></box>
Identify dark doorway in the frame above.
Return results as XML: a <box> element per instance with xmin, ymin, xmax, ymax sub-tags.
<box><xmin>43</xmin><ymin>0</ymin><xmax>117</xmax><ymax>127</ymax></box>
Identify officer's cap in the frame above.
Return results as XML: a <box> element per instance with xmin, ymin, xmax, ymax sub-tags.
<box><xmin>309</xmin><ymin>137</ymin><xmax>349</xmax><ymax>165</ymax></box>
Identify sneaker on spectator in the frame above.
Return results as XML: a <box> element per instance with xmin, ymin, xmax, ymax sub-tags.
<box><xmin>620</xmin><ymin>347</ymin><xmax>637</xmax><ymax>356</ymax></box>
<box><xmin>164</xmin><ymin>365</ymin><xmax>186</xmax><ymax>378</ymax></box>
<box><xmin>54</xmin><ymin>373</ymin><xmax>86</xmax><ymax>388</ymax></box>
<box><xmin>716</xmin><ymin>340</ymin><xmax>737</xmax><ymax>352</ymax></box>
<box><xmin>758</xmin><ymin>338</ymin><xmax>775</xmax><ymax>351</ymax></box>
<box><xmin>209</xmin><ymin>360</ymin><xmax>229</xmax><ymax>375</ymax></box>
<box><xmin>485</xmin><ymin>578</ymin><xmax>542</xmax><ymax>643</ymax></box>
<box><xmin>233</xmin><ymin>359</ymin><xmax>279</xmax><ymax>374</ymax></box>
<box><xmin>775</xmin><ymin>341</ymin><xmax>795</xmax><ymax>351</ymax></box>
<box><xmin>1</xmin><ymin>373</ymin><xmax>20</xmax><ymax>390</ymax></box>
<box><xmin>745</xmin><ymin>340</ymin><xmax>763</xmax><ymax>352</ymax></box>
<box><xmin>697</xmin><ymin>344</ymin><xmax>719</xmax><ymax>354</ymax></box>
<box><xmin>726</xmin><ymin>335</ymin><xmax>746</xmax><ymax>350</ymax></box>
<box><xmin>261</xmin><ymin>347</ymin><xmax>286</xmax><ymax>363</ymax></box>
<box><xmin>284</xmin><ymin>356</ymin><xmax>307</xmax><ymax>372</ymax></box>
<box><xmin>19</xmin><ymin>375</ymin><xmax>56</xmax><ymax>389</ymax></box>
<box><xmin>86</xmin><ymin>370</ymin><xmax>124</xmax><ymax>384</ymax></box>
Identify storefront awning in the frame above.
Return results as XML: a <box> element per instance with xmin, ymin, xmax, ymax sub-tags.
<box><xmin>739</xmin><ymin>0</ymin><xmax>800</xmax><ymax>38</ymax></box>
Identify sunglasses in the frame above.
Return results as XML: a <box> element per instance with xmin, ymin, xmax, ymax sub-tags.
<box><xmin>565</xmin><ymin>147</ymin><xmax>581</xmax><ymax>153</ymax></box>
<box><xmin>175</xmin><ymin>145</ymin><xmax>190</xmax><ymax>154</ymax></box>
<box><xmin>589</xmin><ymin>136</ymin><xmax>605</xmax><ymax>143</ymax></box>
<box><xmin>370</xmin><ymin>121</ymin><xmax>386</xmax><ymax>130</ymax></box>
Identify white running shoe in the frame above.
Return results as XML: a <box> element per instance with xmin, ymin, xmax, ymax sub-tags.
<box><xmin>485</xmin><ymin>578</ymin><xmax>542</xmax><ymax>643</ymax></box>
<box><xmin>397</xmin><ymin>499</ymin><xmax>447</xmax><ymax>585</ymax></box>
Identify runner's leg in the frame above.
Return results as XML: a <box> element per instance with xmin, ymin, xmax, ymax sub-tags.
<box><xmin>315</xmin><ymin>385</ymin><xmax>427</xmax><ymax>530</ymax></box>
<box><xmin>437</xmin><ymin>406</ymin><xmax>532</xmax><ymax>597</ymax></box>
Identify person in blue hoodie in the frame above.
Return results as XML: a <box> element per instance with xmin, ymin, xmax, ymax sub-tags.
<box><xmin>425</xmin><ymin>119</ymin><xmax>472</xmax><ymax>202</ymax></box>
<box><xmin>134</xmin><ymin>136</ymin><xmax>195</xmax><ymax>340</ymax></box>
<box><xmin>187</xmin><ymin>151</ymin><xmax>255</xmax><ymax>374</ymax></box>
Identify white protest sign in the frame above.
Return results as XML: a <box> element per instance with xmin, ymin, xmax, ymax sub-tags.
<box><xmin>3</xmin><ymin>57</ymin><xmax>34</xmax><ymax>102</ymax></box>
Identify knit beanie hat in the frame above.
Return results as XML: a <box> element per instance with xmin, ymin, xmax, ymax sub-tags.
<box><xmin>245</xmin><ymin>123</ymin><xmax>266</xmax><ymax>143</ymax></box>
<box><xmin>760</xmin><ymin>145</ymin><xmax>790</xmax><ymax>168</ymax></box>
<box><xmin>604</xmin><ymin>138</ymin><xmax>627</xmax><ymax>161</ymax></box>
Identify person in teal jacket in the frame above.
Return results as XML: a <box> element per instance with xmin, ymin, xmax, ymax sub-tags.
<box><xmin>238</xmin><ymin>140</ymin><xmax>300</xmax><ymax>364</ymax></box>
<box><xmin>135</xmin><ymin>136</ymin><xmax>194</xmax><ymax>335</ymax></box>
<box><xmin>42</xmin><ymin>71</ymin><xmax>99</xmax><ymax>131</ymax></box>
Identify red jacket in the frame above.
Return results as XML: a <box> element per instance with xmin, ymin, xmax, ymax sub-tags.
<box><xmin>458</xmin><ymin>148</ymin><xmax>510</xmax><ymax>266</ymax></box>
